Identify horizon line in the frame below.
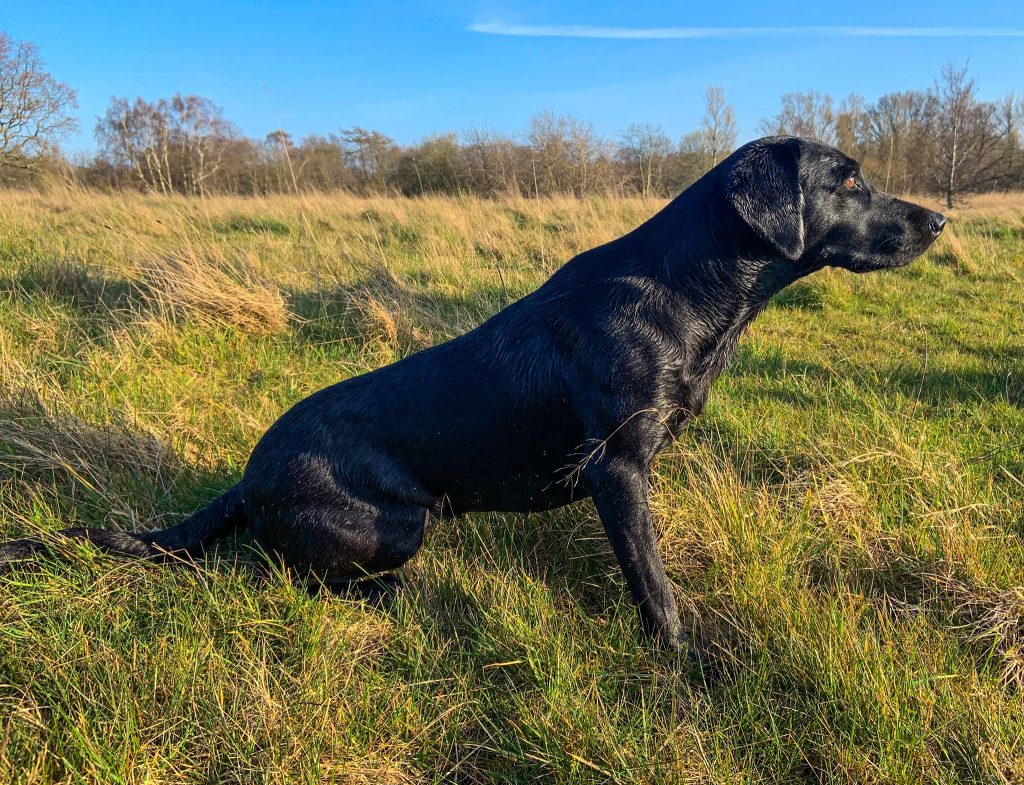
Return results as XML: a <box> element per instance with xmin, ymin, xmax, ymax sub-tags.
<box><xmin>468</xmin><ymin>21</ymin><xmax>1024</xmax><ymax>40</ymax></box>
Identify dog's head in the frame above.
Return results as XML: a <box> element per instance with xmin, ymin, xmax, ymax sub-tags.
<box><xmin>725</xmin><ymin>136</ymin><xmax>944</xmax><ymax>272</ymax></box>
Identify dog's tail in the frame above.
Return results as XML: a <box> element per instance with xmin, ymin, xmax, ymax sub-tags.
<box><xmin>0</xmin><ymin>483</ymin><xmax>246</xmax><ymax>573</ymax></box>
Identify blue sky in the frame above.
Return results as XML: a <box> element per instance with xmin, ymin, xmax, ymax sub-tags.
<box><xmin>5</xmin><ymin>1</ymin><xmax>1024</xmax><ymax>157</ymax></box>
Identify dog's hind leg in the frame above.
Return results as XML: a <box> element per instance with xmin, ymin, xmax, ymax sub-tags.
<box><xmin>250</xmin><ymin>496</ymin><xmax>428</xmax><ymax>590</ymax></box>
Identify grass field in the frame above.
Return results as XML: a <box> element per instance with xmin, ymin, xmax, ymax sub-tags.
<box><xmin>0</xmin><ymin>186</ymin><xmax>1022</xmax><ymax>784</ymax></box>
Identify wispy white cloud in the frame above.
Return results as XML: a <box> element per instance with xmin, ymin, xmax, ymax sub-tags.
<box><xmin>469</xmin><ymin>21</ymin><xmax>1024</xmax><ymax>40</ymax></box>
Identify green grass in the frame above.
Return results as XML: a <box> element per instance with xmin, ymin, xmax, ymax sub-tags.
<box><xmin>0</xmin><ymin>189</ymin><xmax>1022</xmax><ymax>783</ymax></box>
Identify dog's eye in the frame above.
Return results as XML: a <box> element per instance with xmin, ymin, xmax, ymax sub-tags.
<box><xmin>843</xmin><ymin>176</ymin><xmax>861</xmax><ymax>191</ymax></box>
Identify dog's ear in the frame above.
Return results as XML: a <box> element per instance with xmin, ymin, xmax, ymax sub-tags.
<box><xmin>726</xmin><ymin>137</ymin><xmax>804</xmax><ymax>260</ymax></box>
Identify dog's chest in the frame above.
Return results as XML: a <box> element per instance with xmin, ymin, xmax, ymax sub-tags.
<box><xmin>655</xmin><ymin>364</ymin><xmax>713</xmax><ymax>437</ymax></box>
<box><xmin>654</xmin><ymin>309</ymin><xmax>755</xmax><ymax>434</ymax></box>
<box><xmin>655</xmin><ymin>322</ymin><xmax>748</xmax><ymax>427</ymax></box>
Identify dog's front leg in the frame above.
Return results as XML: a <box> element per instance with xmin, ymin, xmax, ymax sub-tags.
<box><xmin>586</xmin><ymin>459</ymin><xmax>685</xmax><ymax>650</ymax></box>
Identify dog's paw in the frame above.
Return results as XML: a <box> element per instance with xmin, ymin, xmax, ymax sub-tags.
<box><xmin>654</xmin><ymin>627</ymin><xmax>719</xmax><ymax>679</ymax></box>
<box><xmin>652</xmin><ymin>619</ymin><xmax>688</xmax><ymax>651</ymax></box>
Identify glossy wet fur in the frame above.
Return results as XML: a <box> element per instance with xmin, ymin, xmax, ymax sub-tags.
<box><xmin>0</xmin><ymin>137</ymin><xmax>944</xmax><ymax>650</ymax></box>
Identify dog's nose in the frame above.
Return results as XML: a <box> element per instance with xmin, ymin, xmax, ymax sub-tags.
<box><xmin>928</xmin><ymin>211</ymin><xmax>946</xmax><ymax>236</ymax></box>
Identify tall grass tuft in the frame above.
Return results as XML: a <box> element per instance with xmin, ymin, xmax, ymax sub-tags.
<box><xmin>137</xmin><ymin>245</ymin><xmax>291</xmax><ymax>335</ymax></box>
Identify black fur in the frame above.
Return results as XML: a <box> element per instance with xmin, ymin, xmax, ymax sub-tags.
<box><xmin>0</xmin><ymin>137</ymin><xmax>944</xmax><ymax>648</ymax></box>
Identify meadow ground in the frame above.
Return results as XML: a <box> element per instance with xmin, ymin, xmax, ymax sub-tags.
<box><xmin>0</xmin><ymin>186</ymin><xmax>1022</xmax><ymax>784</ymax></box>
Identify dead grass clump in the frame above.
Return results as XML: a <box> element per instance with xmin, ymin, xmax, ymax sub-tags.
<box><xmin>341</xmin><ymin>263</ymin><xmax>441</xmax><ymax>353</ymax></box>
<box><xmin>137</xmin><ymin>247</ymin><xmax>290</xmax><ymax>335</ymax></box>
<box><xmin>794</xmin><ymin>471</ymin><xmax>872</xmax><ymax>526</ymax></box>
<box><xmin>790</xmin><ymin>470</ymin><xmax>878</xmax><ymax>580</ymax></box>
<box><xmin>927</xmin><ymin>226</ymin><xmax>980</xmax><ymax>275</ymax></box>
<box><xmin>943</xmin><ymin>579</ymin><xmax>1024</xmax><ymax>689</ymax></box>
<box><xmin>316</xmin><ymin>762</ymin><xmax>418</xmax><ymax>785</ymax></box>
<box><xmin>0</xmin><ymin>390</ymin><xmax>184</xmax><ymax>526</ymax></box>
<box><xmin>924</xmin><ymin>569</ymin><xmax>1024</xmax><ymax>689</ymax></box>
<box><xmin>870</xmin><ymin>544</ymin><xmax>1024</xmax><ymax>689</ymax></box>
<box><xmin>736</xmin><ymin>463</ymin><xmax>903</xmax><ymax>600</ymax></box>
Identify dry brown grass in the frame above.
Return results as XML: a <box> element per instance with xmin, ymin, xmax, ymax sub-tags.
<box><xmin>930</xmin><ymin>227</ymin><xmax>982</xmax><ymax>274</ymax></box>
<box><xmin>137</xmin><ymin>245</ymin><xmax>291</xmax><ymax>335</ymax></box>
<box><xmin>339</xmin><ymin>263</ymin><xmax>434</xmax><ymax>355</ymax></box>
<box><xmin>902</xmin><ymin>190</ymin><xmax>1024</xmax><ymax>217</ymax></box>
<box><xmin>869</xmin><ymin>543</ymin><xmax>1024</xmax><ymax>689</ymax></box>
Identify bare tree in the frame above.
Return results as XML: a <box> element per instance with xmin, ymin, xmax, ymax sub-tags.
<box><xmin>528</xmin><ymin>110</ymin><xmax>574</xmax><ymax>195</ymax></box>
<box><xmin>96</xmin><ymin>97</ymin><xmax>173</xmax><ymax>192</ymax></box>
<box><xmin>528</xmin><ymin>110</ymin><xmax>612</xmax><ymax>196</ymax></box>
<box><xmin>674</xmin><ymin>132</ymin><xmax>709</xmax><ymax>189</ymax></box>
<box><xmin>462</xmin><ymin>127</ymin><xmax>524</xmax><ymax>197</ymax></box>
<box><xmin>168</xmin><ymin>94</ymin><xmax>236</xmax><ymax>196</ymax></box>
<box><xmin>698</xmin><ymin>85</ymin><xmax>738</xmax><ymax>170</ymax></box>
<box><xmin>567</xmin><ymin>115</ymin><xmax>613</xmax><ymax>196</ymax></box>
<box><xmin>211</xmin><ymin>137</ymin><xmax>262</xmax><ymax>195</ymax></box>
<box><xmin>930</xmin><ymin>62</ymin><xmax>1012</xmax><ymax>207</ymax></box>
<box><xmin>262</xmin><ymin>129</ymin><xmax>297</xmax><ymax>193</ymax></box>
<box><xmin>617</xmin><ymin>122</ymin><xmax>673</xmax><ymax>196</ymax></box>
<box><xmin>669</xmin><ymin>86</ymin><xmax>740</xmax><ymax>185</ymax></box>
<box><xmin>96</xmin><ymin>94</ymin><xmax>236</xmax><ymax>194</ymax></box>
<box><xmin>864</xmin><ymin>90</ymin><xmax>938</xmax><ymax>192</ymax></box>
<box><xmin>998</xmin><ymin>93</ymin><xmax>1024</xmax><ymax>189</ymax></box>
<box><xmin>292</xmin><ymin>134</ymin><xmax>350</xmax><ymax>192</ymax></box>
<box><xmin>833</xmin><ymin>94</ymin><xmax>870</xmax><ymax>159</ymax></box>
<box><xmin>761</xmin><ymin>91</ymin><xmax>837</xmax><ymax>144</ymax></box>
<box><xmin>0</xmin><ymin>31</ymin><xmax>77</xmax><ymax>171</ymax></box>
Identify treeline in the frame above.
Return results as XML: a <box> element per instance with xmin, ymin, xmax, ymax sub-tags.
<box><xmin>1</xmin><ymin>27</ymin><xmax>1022</xmax><ymax>207</ymax></box>
<box><xmin>76</xmin><ymin>64</ymin><xmax>1024</xmax><ymax>207</ymax></box>
<box><xmin>78</xmin><ymin>88</ymin><xmax>740</xmax><ymax>200</ymax></box>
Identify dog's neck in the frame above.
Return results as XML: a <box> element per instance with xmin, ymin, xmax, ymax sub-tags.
<box><xmin>636</xmin><ymin>182</ymin><xmax>815</xmax><ymax>376</ymax></box>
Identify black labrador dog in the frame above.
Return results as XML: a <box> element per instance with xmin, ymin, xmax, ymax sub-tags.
<box><xmin>0</xmin><ymin>136</ymin><xmax>945</xmax><ymax>649</ymax></box>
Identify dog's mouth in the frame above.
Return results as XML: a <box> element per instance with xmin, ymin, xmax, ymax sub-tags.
<box><xmin>841</xmin><ymin>231</ymin><xmax>938</xmax><ymax>273</ymax></box>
